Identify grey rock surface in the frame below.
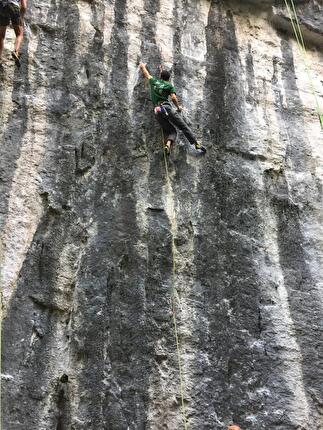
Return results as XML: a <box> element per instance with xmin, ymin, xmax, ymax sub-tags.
<box><xmin>1</xmin><ymin>0</ymin><xmax>323</xmax><ymax>429</ymax></box>
<box><xmin>272</xmin><ymin>0</ymin><xmax>323</xmax><ymax>47</ymax></box>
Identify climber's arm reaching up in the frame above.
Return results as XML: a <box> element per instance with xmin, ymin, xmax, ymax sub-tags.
<box><xmin>140</xmin><ymin>63</ymin><xmax>152</xmax><ymax>80</ymax></box>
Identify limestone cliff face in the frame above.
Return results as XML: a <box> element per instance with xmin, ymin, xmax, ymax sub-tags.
<box><xmin>1</xmin><ymin>0</ymin><xmax>323</xmax><ymax>429</ymax></box>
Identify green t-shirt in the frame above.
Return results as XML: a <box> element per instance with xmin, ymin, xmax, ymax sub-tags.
<box><xmin>149</xmin><ymin>77</ymin><xmax>176</xmax><ymax>106</ymax></box>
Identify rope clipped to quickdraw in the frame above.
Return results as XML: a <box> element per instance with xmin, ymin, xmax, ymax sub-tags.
<box><xmin>283</xmin><ymin>0</ymin><xmax>323</xmax><ymax>128</ymax></box>
<box><xmin>161</xmin><ymin>134</ymin><xmax>189</xmax><ymax>430</ymax></box>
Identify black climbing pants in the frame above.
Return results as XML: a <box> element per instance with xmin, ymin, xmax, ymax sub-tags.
<box><xmin>155</xmin><ymin>102</ymin><xmax>197</xmax><ymax>145</ymax></box>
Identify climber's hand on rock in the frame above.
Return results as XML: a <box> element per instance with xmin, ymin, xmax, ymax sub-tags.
<box><xmin>140</xmin><ymin>63</ymin><xmax>152</xmax><ymax>80</ymax></box>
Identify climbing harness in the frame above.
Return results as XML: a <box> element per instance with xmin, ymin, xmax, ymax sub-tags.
<box><xmin>161</xmin><ymin>132</ymin><xmax>189</xmax><ymax>430</ymax></box>
<box><xmin>284</xmin><ymin>0</ymin><xmax>323</xmax><ymax>128</ymax></box>
<box><xmin>154</xmin><ymin>105</ymin><xmax>168</xmax><ymax>117</ymax></box>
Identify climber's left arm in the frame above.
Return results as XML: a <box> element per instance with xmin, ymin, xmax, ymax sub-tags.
<box><xmin>140</xmin><ymin>63</ymin><xmax>152</xmax><ymax>80</ymax></box>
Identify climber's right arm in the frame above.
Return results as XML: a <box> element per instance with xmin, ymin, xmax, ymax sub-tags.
<box><xmin>171</xmin><ymin>93</ymin><xmax>182</xmax><ymax>112</ymax></box>
<box><xmin>140</xmin><ymin>63</ymin><xmax>152</xmax><ymax>80</ymax></box>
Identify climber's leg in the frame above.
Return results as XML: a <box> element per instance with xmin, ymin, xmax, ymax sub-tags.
<box><xmin>165</xmin><ymin>106</ymin><xmax>206</xmax><ymax>153</ymax></box>
<box><xmin>11</xmin><ymin>24</ymin><xmax>23</xmax><ymax>67</ymax></box>
<box><xmin>155</xmin><ymin>108</ymin><xmax>177</xmax><ymax>145</ymax></box>
<box><xmin>10</xmin><ymin>4</ymin><xmax>23</xmax><ymax>67</ymax></box>
<box><xmin>166</xmin><ymin>107</ymin><xmax>197</xmax><ymax>145</ymax></box>
<box><xmin>0</xmin><ymin>5</ymin><xmax>9</xmax><ymax>62</ymax></box>
<box><xmin>0</xmin><ymin>26</ymin><xmax>6</xmax><ymax>62</ymax></box>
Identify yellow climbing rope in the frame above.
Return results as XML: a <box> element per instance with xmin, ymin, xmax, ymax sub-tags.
<box><xmin>0</xmin><ymin>291</ymin><xmax>2</xmax><ymax>430</ymax></box>
<box><xmin>284</xmin><ymin>0</ymin><xmax>323</xmax><ymax>128</ymax></box>
<box><xmin>162</xmin><ymin>137</ymin><xmax>189</xmax><ymax>430</ymax></box>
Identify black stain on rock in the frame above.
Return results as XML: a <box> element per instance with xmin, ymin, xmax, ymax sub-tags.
<box><xmin>192</xmin><ymin>5</ymin><xmax>277</xmax><ymax>429</ymax></box>
<box><xmin>0</xmin><ymin>32</ymin><xmax>31</xmax><ymax>232</ymax></box>
<box><xmin>3</xmin><ymin>2</ymin><xmax>84</xmax><ymax>428</ymax></box>
<box><xmin>55</xmin><ymin>375</ymin><xmax>71</xmax><ymax>430</ymax></box>
<box><xmin>266</xmin><ymin>35</ymin><xmax>323</xmax><ymax>425</ymax></box>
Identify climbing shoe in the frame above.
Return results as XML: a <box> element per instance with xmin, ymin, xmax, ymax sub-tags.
<box><xmin>12</xmin><ymin>51</ymin><xmax>21</xmax><ymax>68</ymax></box>
<box><xmin>164</xmin><ymin>140</ymin><xmax>173</xmax><ymax>156</ymax></box>
<box><xmin>194</xmin><ymin>142</ymin><xmax>206</xmax><ymax>154</ymax></box>
<box><xmin>164</xmin><ymin>144</ymin><xmax>171</xmax><ymax>156</ymax></box>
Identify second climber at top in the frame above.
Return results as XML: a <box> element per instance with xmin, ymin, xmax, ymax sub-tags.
<box><xmin>140</xmin><ymin>62</ymin><xmax>206</xmax><ymax>156</ymax></box>
<box><xmin>0</xmin><ymin>0</ymin><xmax>27</xmax><ymax>68</ymax></box>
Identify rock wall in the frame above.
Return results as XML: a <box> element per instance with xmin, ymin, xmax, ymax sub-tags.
<box><xmin>1</xmin><ymin>0</ymin><xmax>323</xmax><ymax>429</ymax></box>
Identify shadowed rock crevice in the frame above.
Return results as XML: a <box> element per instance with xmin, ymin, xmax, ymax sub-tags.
<box><xmin>193</xmin><ymin>4</ymin><xmax>267</xmax><ymax>429</ymax></box>
<box><xmin>55</xmin><ymin>374</ymin><xmax>71</xmax><ymax>430</ymax></box>
<box><xmin>0</xmin><ymin>40</ymin><xmax>31</xmax><ymax>232</ymax></box>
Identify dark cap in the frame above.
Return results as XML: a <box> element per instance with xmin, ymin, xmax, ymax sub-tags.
<box><xmin>160</xmin><ymin>70</ymin><xmax>171</xmax><ymax>81</ymax></box>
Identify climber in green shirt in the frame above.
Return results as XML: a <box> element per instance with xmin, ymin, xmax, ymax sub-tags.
<box><xmin>149</xmin><ymin>75</ymin><xmax>177</xmax><ymax>107</ymax></box>
<box><xmin>0</xmin><ymin>0</ymin><xmax>27</xmax><ymax>68</ymax></box>
<box><xmin>140</xmin><ymin>62</ymin><xmax>206</xmax><ymax>155</ymax></box>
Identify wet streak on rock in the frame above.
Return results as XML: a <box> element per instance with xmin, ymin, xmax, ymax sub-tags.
<box><xmin>64</xmin><ymin>1</ymin><xmax>151</xmax><ymax>428</ymax></box>
<box><xmin>2</xmin><ymin>2</ymin><xmax>82</xmax><ymax>428</ymax></box>
<box><xmin>202</xmin><ymin>2</ymin><xmax>226</xmax><ymax>149</ymax></box>
<box><xmin>3</xmin><ymin>210</ymin><xmax>84</xmax><ymax>429</ymax></box>
<box><xmin>169</xmin><ymin>5</ymin><xmax>202</xmax><ymax>426</ymax></box>
<box><xmin>201</xmin><ymin>2</ymin><xmax>250</xmax><ymax>152</ymax></box>
<box><xmin>279</xmin><ymin>38</ymin><xmax>312</xmax><ymax>172</ymax></box>
<box><xmin>0</xmin><ymin>40</ymin><xmax>30</xmax><ymax>231</ymax></box>
<box><xmin>170</xmin><ymin>0</ymin><xmax>197</xmax><ymax>240</ymax></box>
<box><xmin>172</xmin><ymin>0</ymin><xmax>185</xmax><ymax>90</ymax></box>
<box><xmin>245</xmin><ymin>42</ymin><xmax>257</xmax><ymax>106</ymax></box>
<box><xmin>171</xmin><ymin>0</ymin><xmax>197</xmax><ymax>169</ymax></box>
<box><xmin>37</xmin><ymin>0</ymin><xmax>82</xmax><ymax>210</ymax></box>
<box><xmin>192</xmin><ymin>4</ymin><xmax>270</xmax><ymax>429</ymax></box>
<box><xmin>73</xmin><ymin>1</ymin><xmax>106</xmax><ymax>178</ymax></box>
<box><xmin>267</xmin><ymin>37</ymin><xmax>323</xmax><ymax>426</ymax></box>
<box><xmin>273</xmin><ymin>198</ymin><xmax>322</xmax><ymax>426</ymax></box>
